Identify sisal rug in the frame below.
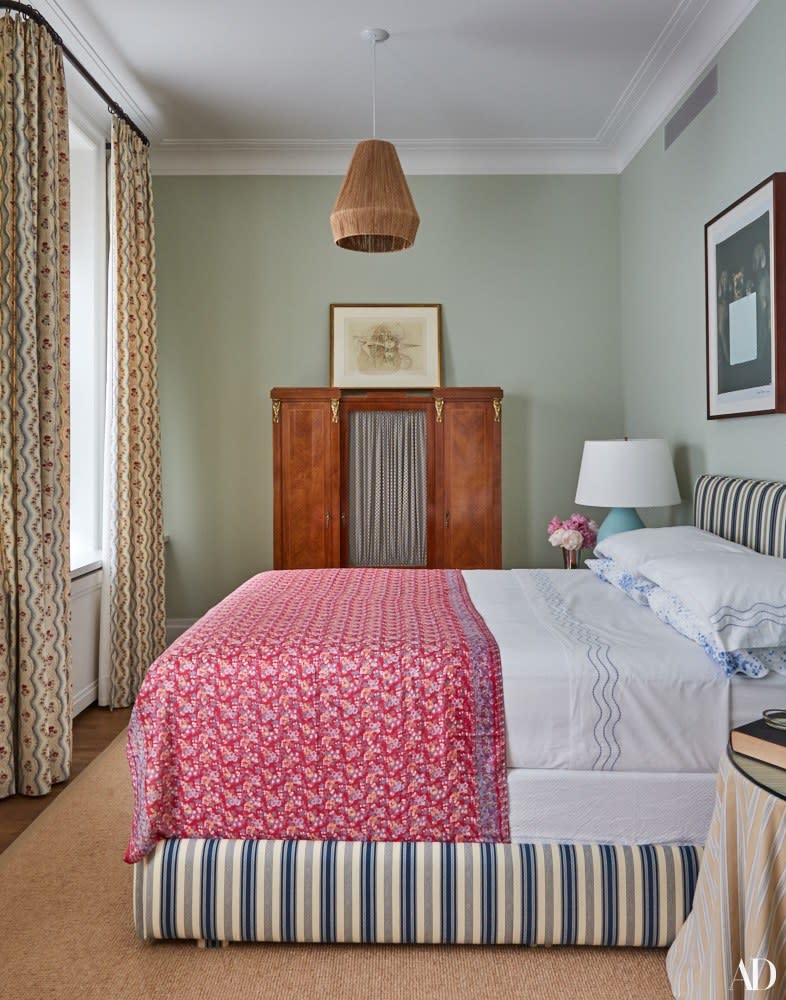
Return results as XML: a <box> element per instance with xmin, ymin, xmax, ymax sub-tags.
<box><xmin>0</xmin><ymin>731</ymin><xmax>675</xmax><ymax>1000</ymax></box>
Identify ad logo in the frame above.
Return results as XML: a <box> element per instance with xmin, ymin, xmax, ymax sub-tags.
<box><xmin>732</xmin><ymin>958</ymin><xmax>777</xmax><ymax>992</ymax></box>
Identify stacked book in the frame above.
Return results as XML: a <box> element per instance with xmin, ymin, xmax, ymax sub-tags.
<box><xmin>731</xmin><ymin>717</ymin><xmax>786</xmax><ymax>770</ymax></box>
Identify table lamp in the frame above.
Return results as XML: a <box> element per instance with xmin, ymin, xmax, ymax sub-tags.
<box><xmin>574</xmin><ymin>438</ymin><xmax>681</xmax><ymax>542</ymax></box>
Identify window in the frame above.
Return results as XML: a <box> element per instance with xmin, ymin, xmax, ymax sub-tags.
<box><xmin>68</xmin><ymin>119</ymin><xmax>107</xmax><ymax>572</ymax></box>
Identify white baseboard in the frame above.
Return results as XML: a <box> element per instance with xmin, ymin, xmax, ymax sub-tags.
<box><xmin>73</xmin><ymin>680</ymin><xmax>98</xmax><ymax>717</ymax></box>
<box><xmin>166</xmin><ymin>618</ymin><xmax>197</xmax><ymax>646</ymax></box>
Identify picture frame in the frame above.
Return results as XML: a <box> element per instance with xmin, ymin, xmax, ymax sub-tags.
<box><xmin>330</xmin><ymin>304</ymin><xmax>442</xmax><ymax>389</ymax></box>
<box><xmin>705</xmin><ymin>173</ymin><xmax>786</xmax><ymax>418</ymax></box>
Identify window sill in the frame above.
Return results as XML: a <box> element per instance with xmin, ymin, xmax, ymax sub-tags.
<box><xmin>71</xmin><ymin>535</ymin><xmax>169</xmax><ymax>581</ymax></box>
<box><xmin>70</xmin><ymin>535</ymin><xmax>168</xmax><ymax>582</ymax></box>
<box><xmin>71</xmin><ymin>560</ymin><xmax>102</xmax><ymax>581</ymax></box>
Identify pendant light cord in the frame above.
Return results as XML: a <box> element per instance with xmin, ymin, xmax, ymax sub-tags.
<box><xmin>371</xmin><ymin>35</ymin><xmax>377</xmax><ymax>139</ymax></box>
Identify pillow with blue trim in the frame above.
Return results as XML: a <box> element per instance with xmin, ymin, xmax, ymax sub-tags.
<box><xmin>585</xmin><ymin>557</ymin><xmax>656</xmax><ymax>607</ymax></box>
<box><xmin>646</xmin><ymin>585</ymin><xmax>778</xmax><ymax>678</ymax></box>
<box><xmin>639</xmin><ymin>549</ymin><xmax>786</xmax><ymax>652</ymax></box>
<box><xmin>588</xmin><ymin>552</ymin><xmax>786</xmax><ymax>678</ymax></box>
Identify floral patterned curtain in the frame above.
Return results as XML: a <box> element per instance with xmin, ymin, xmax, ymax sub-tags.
<box><xmin>98</xmin><ymin>117</ymin><xmax>166</xmax><ymax>708</ymax></box>
<box><xmin>0</xmin><ymin>14</ymin><xmax>72</xmax><ymax>797</ymax></box>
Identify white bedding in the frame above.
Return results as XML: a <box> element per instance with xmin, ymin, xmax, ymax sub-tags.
<box><xmin>506</xmin><ymin>769</ymin><xmax>716</xmax><ymax>846</ymax></box>
<box><xmin>464</xmin><ymin>568</ymin><xmax>786</xmax><ymax>774</ymax></box>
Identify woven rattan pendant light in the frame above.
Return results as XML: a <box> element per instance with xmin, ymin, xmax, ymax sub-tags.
<box><xmin>330</xmin><ymin>29</ymin><xmax>419</xmax><ymax>253</ymax></box>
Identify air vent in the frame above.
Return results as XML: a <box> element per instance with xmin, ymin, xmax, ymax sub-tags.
<box><xmin>664</xmin><ymin>65</ymin><xmax>718</xmax><ymax>150</ymax></box>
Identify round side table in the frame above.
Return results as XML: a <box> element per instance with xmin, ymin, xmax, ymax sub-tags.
<box><xmin>667</xmin><ymin>745</ymin><xmax>786</xmax><ymax>999</ymax></box>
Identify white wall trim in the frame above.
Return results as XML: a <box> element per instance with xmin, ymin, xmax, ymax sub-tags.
<box><xmin>151</xmin><ymin>138</ymin><xmax>618</xmax><ymax>177</ymax></box>
<box><xmin>167</xmin><ymin>618</ymin><xmax>197</xmax><ymax>646</ymax></box>
<box><xmin>38</xmin><ymin>0</ymin><xmax>157</xmax><ymax>137</ymax></box>
<box><xmin>35</xmin><ymin>0</ymin><xmax>758</xmax><ymax>176</ymax></box>
<box><xmin>72</xmin><ymin>567</ymin><xmax>103</xmax><ymax>599</ymax></box>
<box><xmin>73</xmin><ymin>680</ymin><xmax>98</xmax><ymax>717</ymax></box>
<box><xmin>597</xmin><ymin>0</ymin><xmax>713</xmax><ymax>149</ymax></box>
<box><xmin>151</xmin><ymin>0</ymin><xmax>758</xmax><ymax>178</ymax></box>
<box><xmin>71</xmin><ymin>568</ymin><xmax>103</xmax><ymax>719</ymax></box>
<box><xmin>611</xmin><ymin>0</ymin><xmax>761</xmax><ymax>171</ymax></box>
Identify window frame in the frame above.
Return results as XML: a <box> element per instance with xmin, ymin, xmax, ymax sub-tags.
<box><xmin>68</xmin><ymin>110</ymin><xmax>108</xmax><ymax>576</ymax></box>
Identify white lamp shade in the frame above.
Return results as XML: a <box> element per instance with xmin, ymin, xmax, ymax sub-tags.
<box><xmin>574</xmin><ymin>439</ymin><xmax>681</xmax><ymax>508</ymax></box>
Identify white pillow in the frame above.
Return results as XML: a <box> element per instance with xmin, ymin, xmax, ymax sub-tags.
<box><xmin>645</xmin><ymin>585</ymin><xmax>774</xmax><ymax>678</ymax></box>
<box><xmin>594</xmin><ymin>525</ymin><xmax>748</xmax><ymax>574</ymax></box>
<box><xmin>639</xmin><ymin>549</ymin><xmax>786</xmax><ymax>652</ymax></box>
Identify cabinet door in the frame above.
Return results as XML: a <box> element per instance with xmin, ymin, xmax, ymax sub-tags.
<box><xmin>272</xmin><ymin>394</ymin><xmax>340</xmax><ymax>569</ymax></box>
<box><xmin>438</xmin><ymin>394</ymin><xmax>501</xmax><ymax>569</ymax></box>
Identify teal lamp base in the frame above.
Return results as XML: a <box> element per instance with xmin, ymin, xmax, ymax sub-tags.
<box><xmin>596</xmin><ymin>507</ymin><xmax>644</xmax><ymax>542</ymax></box>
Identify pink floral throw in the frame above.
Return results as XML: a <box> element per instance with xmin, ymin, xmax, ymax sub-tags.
<box><xmin>125</xmin><ymin>569</ymin><xmax>509</xmax><ymax>862</ymax></box>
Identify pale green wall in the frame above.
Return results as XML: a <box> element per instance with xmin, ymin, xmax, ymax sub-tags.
<box><xmin>620</xmin><ymin>0</ymin><xmax>786</xmax><ymax>523</ymax></box>
<box><xmin>155</xmin><ymin>0</ymin><xmax>786</xmax><ymax>619</ymax></box>
<box><xmin>155</xmin><ymin>174</ymin><xmax>621</xmax><ymax>617</ymax></box>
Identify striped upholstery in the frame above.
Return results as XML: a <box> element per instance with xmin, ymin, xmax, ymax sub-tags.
<box><xmin>694</xmin><ymin>474</ymin><xmax>786</xmax><ymax>557</ymax></box>
<box><xmin>134</xmin><ymin>840</ymin><xmax>701</xmax><ymax>946</ymax></box>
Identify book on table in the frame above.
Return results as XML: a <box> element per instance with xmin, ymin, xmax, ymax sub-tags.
<box><xmin>731</xmin><ymin>718</ymin><xmax>786</xmax><ymax>770</ymax></box>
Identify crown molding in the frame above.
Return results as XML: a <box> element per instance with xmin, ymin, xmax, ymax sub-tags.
<box><xmin>597</xmin><ymin>0</ymin><xmax>713</xmax><ymax>150</ymax></box>
<box><xmin>151</xmin><ymin>138</ymin><xmax>618</xmax><ymax>176</ymax></box>
<box><xmin>608</xmin><ymin>0</ymin><xmax>761</xmax><ymax>171</ymax></box>
<box><xmin>151</xmin><ymin>0</ymin><xmax>759</xmax><ymax>177</ymax></box>
<box><xmin>36</xmin><ymin>0</ymin><xmax>158</xmax><ymax>138</ymax></box>
<box><xmin>35</xmin><ymin>0</ymin><xmax>759</xmax><ymax>176</ymax></box>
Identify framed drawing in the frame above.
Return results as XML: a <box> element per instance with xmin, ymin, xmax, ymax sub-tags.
<box><xmin>706</xmin><ymin>173</ymin><xmax>786</xmax><ymax>418</ymax></box>
<box><xmin>330</xmin><ymin>304</ymin><xmax>442</xmax><ymax>389</ymax></box>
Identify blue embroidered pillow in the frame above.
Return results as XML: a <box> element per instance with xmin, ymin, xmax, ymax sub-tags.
<box><xmin>646</xmin><ymin>586</ymin><xmax>773</xmax><ymax>678</ymax></box>
<box><xmin>585</xmin><ymin>557</ymin><xmax>656</xmax><ymax>607</ymax></box>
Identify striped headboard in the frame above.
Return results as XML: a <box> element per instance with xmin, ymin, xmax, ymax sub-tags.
<box><xmin>694</xmin><ymin>474</ymin><xmax>786</xmax><ymax>558</ymax></box>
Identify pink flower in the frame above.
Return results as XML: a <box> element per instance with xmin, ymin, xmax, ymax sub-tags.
<box><xmin>547</xmin><ymin>513</ymin><xmax>597</xmax><ymax>550</ymax></box>
<box><xmin>560</xmin><ymin>529</ymin><xmax>583</xmax><ymax>551</ymax></box>
<box><xmin>548</xmin><ymin>527</ymin><xmax>567</xmax><ymax>547</ymax></box>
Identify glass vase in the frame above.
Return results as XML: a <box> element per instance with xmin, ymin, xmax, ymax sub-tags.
<box><xmin>562</xmin><ymin>547</ymin><xmax>581</xmax><ymax>569</ymax></box>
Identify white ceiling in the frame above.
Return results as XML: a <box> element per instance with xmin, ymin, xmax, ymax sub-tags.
<box><xmin>41</xmin><ymin>0</ymin><xmax>758</xmax><ymax>173</ymax></box>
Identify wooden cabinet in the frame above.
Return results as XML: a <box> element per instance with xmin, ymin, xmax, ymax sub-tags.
<box><xmin>271</xmin><ymin>387</ymin><xmax>502</xmax><ymax>570</ymax></box>
<box><xmin>434</xmin><ymin>388</ymin><xmax>502</xmax><ymax>569</ymax></box>
<box><xmin>271</xmin><ymin>388</ymin><xmax>340</xmax><ymax>569</ymax></box>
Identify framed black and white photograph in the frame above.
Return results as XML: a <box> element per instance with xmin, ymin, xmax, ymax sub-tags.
<box><xmin>706</xmin><ymin>173</ymin><xmax>786</xmax><ymax>418</ymax></box>
<box><xmin>330</xmin><ymin>304</ymin><xmax>442</xmax><ymax>389</ymax></box>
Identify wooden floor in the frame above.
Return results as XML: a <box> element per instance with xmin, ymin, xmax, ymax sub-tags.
<box><xmin>0</xmin><ymin>703</ymin><xmax>132</xmax><ymax>855</ymax></box>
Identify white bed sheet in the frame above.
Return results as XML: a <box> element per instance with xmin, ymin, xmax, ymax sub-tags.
<box><xmin>464</xmin><ymin>569</ymin><xmax>786</xmax><ymax>774</ymax></box>
<box><xmin>506</xmin><ymin>768</ymin><xmax>716</xmax><ymax>846</ymax></box>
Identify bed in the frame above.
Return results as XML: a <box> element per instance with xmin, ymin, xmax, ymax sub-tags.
<box><xmin>130</xmin><ymin>473</ymin><xmax>786</xmax><ymax>946</ymax></box>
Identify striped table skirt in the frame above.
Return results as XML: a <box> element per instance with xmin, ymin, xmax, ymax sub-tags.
<box><xmin>667</xmin><ymin>751</ymin><xmax>786</xmax><ymax>998</ymax></box>
<box><xmin>134</xmin><ymin>840</ymin><xmax>701</xmax><ymax>946</ymax></box>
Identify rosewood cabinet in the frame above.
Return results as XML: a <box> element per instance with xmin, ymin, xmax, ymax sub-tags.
<box><xmin>271</xmin><ymin>387</ymin><xmax>502</xmax><ymax>570</ymax></box>
<box><xmin>271</xmin><ymin>388</ymin><xmax>340</xmax><ymax>569</ymax></box>
<box><xmin>434</xmin><ymin>388</ymin><xmax>502</xmax><ymax>569</ymax></box>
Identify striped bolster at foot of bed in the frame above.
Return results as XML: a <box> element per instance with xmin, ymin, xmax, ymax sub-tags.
<box><xmin>133</xmin><ymin>840</ymin><xmax>702</xmax><ymax>946</ymax></box>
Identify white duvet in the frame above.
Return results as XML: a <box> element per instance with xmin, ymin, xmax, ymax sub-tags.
<box><xmin>463</xmin><ymin>568</ymin><xmax>786</xmax><ymax>774</ymax></box>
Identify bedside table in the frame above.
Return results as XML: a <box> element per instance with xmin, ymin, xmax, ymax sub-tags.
<box><xmin>667</xmin><ymin>746</ymin><xmax>786</xmax><ymax>999</ymax></box>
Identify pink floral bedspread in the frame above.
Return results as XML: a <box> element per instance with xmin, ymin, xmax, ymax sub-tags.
<box><xmin>125</xmin><ymin>568</ymin><xmax>509</xmax><ymax>863</ymax></box>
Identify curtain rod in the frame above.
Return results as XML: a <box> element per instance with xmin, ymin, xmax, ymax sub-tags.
<box><xmin>0</xmin><ymin>0</ymin><xmax>149</xmax><ymax>146</ymax></box>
